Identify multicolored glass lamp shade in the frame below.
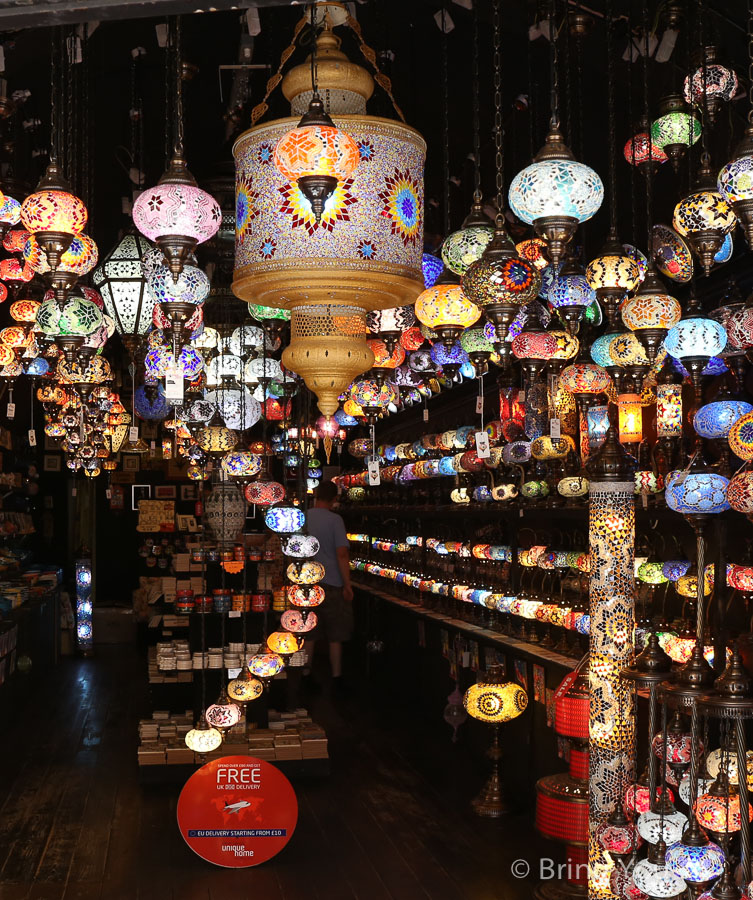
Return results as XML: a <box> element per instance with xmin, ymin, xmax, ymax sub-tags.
<box><xmin>195</xmin><ymin>423</ymin><xmax>239</xmax><ymax>454</ymax></box>
<box><xmin>508</xmin><ymin>127</ymin><xmax>603</xmax><ymax>268</ymax></box>
<box><xmin>441</xmin><ymin>210</ymin><xmax>494</xmax><ymax>277</ymax></box>
<box><xmin>650</xmin><ymin>94</ymin><xmax>702</xmax><ymax>170</ymax></box>
<box><xmin>618</xmin><ymin>393</ymin><xmax>643</xmax><ymax>443</ymax></box>
<box><xmin>546</xmin><ymin>263</ymin><xmax>596</xmax><ymax>334</ymax></box>
<box><xmin>221</xmin><ymin>450</ymin><xmax>263</xmax><ymax>479</ymax></box>
<box><xmin>143</xmin><ymin>246</ymin><xmax>210</xmax><ymax>308</ymax></box>
<box><xmin>717</xmin><ymin>126</ymin><xmax>753</xmax><ymax>247</ymax></box>
<box><xmin>184</xmin><ymin>716</ymin><xmax>223</xmax><ymax>753</ymax></box>
<box><xmin>92</xmin><ymin>234</ymin><xmax>154</xmax><ymax>349</ymax></box>
<box><xmin>422</xmin><ymin>253</ymin><xmax>443</xmax><ymax>288</ymax></box>
<box><xmin>274</xmin><ymin>94</ymin><xmax>360</xmax><ymax>222</ymax></box>
<box><xmin>560</xmin><ymin>363</ymin><xmax>610</xmax><ymax>396</ymax></box>
<box><xmin>621</xmin><ymin>267</ymin><xmax>682</xmax><ymax>363</ymax></box>
<box><xmin>683</xmin><ymin>47</ymin><xmax>737</xmax><ymax>122</ymax></box>
<box><xmin>585</xmin><ymin>245</ymin><xmax>641</xmax><ymax>320</ymax></box>
<box><xmin>24</xmin><ymin>233</ymin><xmax>98</xmax><ymax>278</ymax></box>
<box><xmin>673</xmin><ymin>161</ymin><xmax>737</xmax><ymax>275</ymax></box>
<box><xmin>727</xmin><ymin>470</ymin><xmax>753</xmax><ymax>514</ymax></box>
<box><xmin>636</xmin><ymin>808</ymin><xmax>688</xmax><ymax>845</ymax></box>
<box><xmin>227</xmin><ymin>671</ymin><xmax>264</xmax><ymax>704</ymax></box>
<box><xmin>463</xmin><ymin>672</ymin><xmax>527</xmax><ymax>724</ymax></box>
<box><xmin>20</xmin><ymin>161</ymin><xmax>88</xmax><ymax>271</ymax></box>
<box><xmin>665</xmin><ymin>470</ymin><xmax>731</xmax><ymax>514</ymax></box>
<box><xmin>205</xmin><ymin>692</ymin><xmax>242</xmax><ymax>730</ymax></box>
<box><xmin>665</xmin><ymin>839</ymin><xmax>725</xmax><ymax>888</ymax></box>
<box><xmin>624</xmin><ymin>130</ymin><xmax>668</xmax><ymax>168</ymax></box>
<box><xmin>0</xmin><ymin>195</ymin><xmax>21</xmax><ymax>237</ymax></box>
<box><xmin>729</xmin><ymin>411</ymin><xmax>753</xmax><ymax>461</ymax></box>
<box><xmin>657</xmin><ymin>383</ymin><xmax>683</xmax><ymax>439</ymax></box>
<box><xmin>462</xmin><ymin>232</ymin><xmax>541</xmax><ymax>318</ymax></box>
<box><xmin>693</xmin><ymin>397</ymin><xmax>752</xmax><ymax>439</ymax></box>
<box><xmin>74</xmin><ymin>558</ymin><xmax>93</xmax><ymax>653</ymax></box>
<box><xmin>248</xmin><ymin>652</ymin><xmax>285</xmax><ymax>680</ymax></box>
<box><xmin>132</xmin><ymin>154</ymin><xmax>221</xmax><ymax>278</ymax></box>
<box><xmin>664</xmin><ymin>316</ymin><xmax>727</xmax><ymax>371</ymax></box>
<box><xmin>632</xmin><ymin>849</ymin><xmax>687</xmax><ymax>898</ymax></box>
<box><xmin>266</xmin><ymin>631</ymin><xmax>303</xmax><ymax>657</ymax></box>
<box><xmin>264</xmin><ymin>505</ymin><xmax>305</xmax><ymax>534</ymax></box>
<box><xmin>590</xmin><ymin>333</ymin><xmax>614</xmax><ymax>368</ymax></box>
<box><xmin>414</xmin><ymin>283</ymin><xmax>480</xmax><ymax>347</ymax></box>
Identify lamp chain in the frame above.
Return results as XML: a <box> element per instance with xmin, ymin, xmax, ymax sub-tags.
<box><xmin>606</xmin><ymin>0</ymin><xmax>618</xmax><ymax>235</ymax></box>
<box><xmin>549</xmin><ymin>0</ymin><xmax>560</xmax><ymax>130</ymax></box>
<box><xmin>174</xmin><ymin>16</ymin><xmax>184</xmax><ymax>158</ymax></box>
<box><xmin>471</xmin><ymin>0</ymin><xmax>482</xmax><ymax>204</ymax></box>
<box><xmin>49</xmin><ymin>29</ymin><xmax>58</xmax><ymax>164</ymax></box>
<box><xmin>749</xmin><ymin>0</ymin><xmax>753</xmax><ymax>123</ymax></box>
<box><xmin>441</xmin><ymin>6</ymin><xmax>451</xmax><ymax>237</ymax></box>
<box><xmin>641</xmin><ymin>0</ymin><xmax>654</xmax><ymax>249</ymax></box>
<box><xmin>309</xmin><ymin>3</ymin><xmax>318</xmax><ymax>97</ymax></box>
<box><xmin>492</xmin><ymin>0</ymin><xmax>504</xmax><ymax>225</ymax></box>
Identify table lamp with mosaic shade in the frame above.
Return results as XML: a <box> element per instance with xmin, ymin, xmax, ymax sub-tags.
<box><xmin>463</xmin><ymin>664</ymin><xmax>528</xmax><ymax>817</ymax></box>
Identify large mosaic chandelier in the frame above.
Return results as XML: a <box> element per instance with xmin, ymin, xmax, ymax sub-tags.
<box><xmin>232</xmin><ymin>5</ymin><xmax>425</xmax><ymax>414</ymax></box>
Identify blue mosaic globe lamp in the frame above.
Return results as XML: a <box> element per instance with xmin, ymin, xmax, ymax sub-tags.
<box><xmin>665</xmin><ymin>817</ymin><xmax>725</xmax><ymax>894</ymax></box>
<box><xmin>717</xmin><ymin>123</ymin><xmax>753</xmax><ymax>248</ymax></box>
<box><xmin>509</xmin><ymin>126</ymin><xmax>603</xmax><ymax>270</ymax></box>
<box><xmin>665</xmin><ymin>467</ymin><xmax>730</xmax><ymax>516</ymax></box>
<box><xmin>664</xmin><ymin>297</ymin><xmax>727</xmax><ymax>390</ymax></box>
<box><xmin>693</xmin><ymin>395</ymin><xmax>753</xmax><ymax>440</ymax></box>
<box><xmin>546</xmin><ymin>257</ymin><xmax>596</xmax><ymax>335</ymax></box>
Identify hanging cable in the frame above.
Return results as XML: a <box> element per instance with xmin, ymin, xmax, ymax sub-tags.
<box><xmin>606</xmin><ymin>0</ymin><xmax>619</xmax><ymax>236</ymax></box>
<box><xmin>470</xmin><ymin>0</ymin><xmax>482</xmax><ymax>204</ymax></box>
<box><xmin>441</xmin><ymin>7</ymin><xmax>451</xmax><ymax>236</ymax></box>
<box><xmin>641</xmin><ymin>0</ymin><xmax>654</xmax><ymax>251</ymax></box>
<box><xmin>548</xmin><ymin>0</ymin><xmax>560</xmax><ymax>130</ymax></box>
<box><xmin>174</xmin><ymin>16</ymin><xmax>184</xmax><ymax>158</ymax></box>
<box><xmin>492</xmin><ymin>0</ymin><xmax>504</xmax><ymax>227</ymax></box>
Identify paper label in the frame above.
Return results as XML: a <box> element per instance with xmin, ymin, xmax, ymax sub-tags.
<box><xmin>475</xmin><ymin>395</ymin><xmax>484</xmax><ymax>415</ymax></box>
<box><xmin>367</xmin><ymin>460</ymin><xmax>381</xmax><ymax>486</ymax></box>
<box><xmin>106</xmin><ymin>488</ymin><xmax>112</xmax><ymax>500</ymax></box>
<box><xmin>72</xmin><ymin>487</ymin><xmax>77</xmax><ymax>497</ymax></box>
<box><xmin>228</xmin><ymin>667</ymin><xmax>242</xmax><ymax>679</ymax></box>
<box><xmin>165</xmin><ymin>366</ymin><xmax>184</xmax><ymax>401</ymax></box>
<box><xmin>27</xmin><ymin>429</ymin><xmax>36</xmax><ymax>447</ymax></box>
<box><xmin>462</xmin><ymin>651</ymin><xmax>470</xmax><ymax>668</ymax></box>
<box><xmin>6</xmin><ymin>402</ymin><xmax>14</xmax><ymax>419</ymax></box>
<box><xmin>518</xmin><ymin>390</ymin><xmax>525</xmax><ymax>403</ymax></box>
<box><xmin>129</xmin><ymin>426</ymin><xmax>139</xmax><ymax>442</ymax></box>
<box><xmin>549</xmin><ymin>418</ymin><xmax>561</xmax><ymax>439</ymax></box>
<box><xmin>423</xmin><ymin>408</ymin><xmax>429</xmax><ymax>423</ymax></box>
<box><xmin>228</xmin><ymin>610</ymin><xmax>241</xmax><ymax>618</ymax></box>
<box><xmin>475</xmin><ymin>431</ymin><xmax>490</xmax><ymax>458</ymax></box>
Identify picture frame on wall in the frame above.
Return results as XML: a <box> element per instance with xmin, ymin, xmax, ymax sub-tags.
<box><xmin>132</xmin><ymin>484</ymin><xmax>151</xmax><ymax>511</ymax></box>
<box><xmin>122</xmin><ymin>455</ymin><xmax>140</xmax><ymax>472</ymax></box>
<box><xmin>43</xmin><ymin>455</ymin><xmax>62</xmax><ymax>472</ymax></box>
<box><xmin>180</xmin><ymin>485</ymin><xmax>197</xmax><ymax>501</ymax></box>
<box><xmin>154</xmin><ymin>485</ymin><xmax>177</xmax><ymax>500</ymax></box>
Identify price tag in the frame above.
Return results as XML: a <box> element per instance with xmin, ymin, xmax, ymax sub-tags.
<box><xmin>106</xmin><ymin>488</ymin><xmax>112</xmax><ymax>500</ymax></box>
<box><xmin>367</xmin><ymin>460</ymin><xmax>381</xmax><ymax>486</ymax></box>
<box><xmin>423</xmin><ymin>408</ymin><xmax>429</xmax><ymax>423</ymax></box>
<box><xmin>518</xmin><ymin>390</ymin><xmax>525</xmax><ymax>403</ymax></box>
<box><xmin>6</xmin><ymin>402</ymin><xmax>14</xmax><ymax>419</ymax></box>
<box><xmin>462</xmin><ymin>651</ymin><xmax>470</xmax><ymax>668</ymax></box>
<box><xmin>642</xmin><ymin>493</ymin><xmax>648</xmax><ymax>509</ymax></box>
<box><xmin>228</xmin><ymin>610</ymin><xmax>241</xmax><ymax>618</ymax></box>
<box><xmin>165</xmin><ymin>365</ymin><xmax>184</xmax><ymax>401</ymax></box>
<box><xmin>475</xmin><ymin>395</ymin><xmax>484</xmax><ymax>415</ymax></box>
<box><xmin>519</xmin><ymin>507</ymin><xmax>524</xmax><ymax>517</ymax></box>
<box><xmin>549</xmin><ymin>418</ymin><xmax>561</xmax><ymax>439</ymax></box>
<box><xmin>72</xmin><ymin>487</ymin><xmax>77</xmax><ymax>497</ymax></box>
<box><xmin>227</xmin><ymin>667</ymin><xmax>242</xmax><ymax>679</ymax></box>
<box><xmin>27</xmin><ymin>429</ymin><xmax>36</xmax><ymax>447</ymax></box>
<box><xmin>475</xmin><ymin>430</ymin><xmax>491</xmax><ymax>458</ymax></box>
<box><xmin>129</xmin><ymin>426</ymin><xmax>139</xmax><ymax>442</ymax></box>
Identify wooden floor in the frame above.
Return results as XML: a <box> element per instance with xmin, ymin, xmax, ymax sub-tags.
<box><xmin>0</xmin><ymin>646</ymin><xmax>551</xmax><ymax>900</ymax></box>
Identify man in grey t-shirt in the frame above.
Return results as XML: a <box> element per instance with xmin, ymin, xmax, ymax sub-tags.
<box><xmin>305</xmin><ymin>481</ymin><xmax>353</xmax><ymax>685</ymax></box>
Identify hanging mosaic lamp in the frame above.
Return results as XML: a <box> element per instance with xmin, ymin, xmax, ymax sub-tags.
<box><xmin>414</xmin><ymin>272</ymin><xmax>481</xmax><ymax>348</ymax></box>
<box><xmin>694</xmin><ymin>394</ymin><xmax>753</xmax><ymax>440</ymax></box>
<box><xmin>718</xmin><ymin>120</ymin><xmax>753</xmax><ymax>248</ymax></box>
<box><xmin>673</xmin><ymin>157</ymin><xmax>737</xmax><ymax>275</ymax></box>
<box><xmin>441</xmin><ymin>199</ymin><xmax>494</xmax><ymax>277</ymax></box>
<box><xmin>20</xmin><ymin>161</ymin><xmax>86</xmax><ymax>272</ymax></box>
<box><xmin>650</xmin><ymin>94</ymin><xmax>702</xmax><ymax>171</ymax></box>
<box><xmin>508</xmin><ymin>126</ymin><xmax>603</xmax><ymax>269</ymax></box>
<box><xmin>665</xmin><ymin>297</ymin><xmax>727</xmax><ymax>386</ymax></box>
<box><xmin>624</xmin><ymin>116</ymin><xmax>669</xmax><ymax>172</ymax></box>
<box><xmin>0</xmin><ymin>194</ymin><xmax>21</xmax><ymax>242</ymax></box>
<box><xmin>585</xmin><ymin>232</ymin><xmax>641</xmax><ymax>328</ymax></box>
<box><xmin>546</xmin><ymin>257</ymin><xmax>595</xmax><ymax>335</ymax></box>
<box><xmin>621</xmin><ymin>264</ymin><xmax>681</xmax><ymax>364</ymax></box>
<box><xmin>684</xmin><ymin>46</ymin><xmax>738</xmax><ymax>124</ymax></box>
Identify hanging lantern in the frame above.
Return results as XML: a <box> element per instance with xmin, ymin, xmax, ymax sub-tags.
<box><xmin>650</xmin><ymin>94</ymin><xmax>701</xmax><ymax>171</ymax></box>
<box><xmin>441</xmin><ymin>201</ymin><xmax>494</xmax><ymax>277</ymax></box>
<box><xmin>132</xmin><ymin>154</ymin><xmax>220</xmax><ymax>280</ymax></box>
<box><xmin>585</xmin><ymin>233</ymin><xmax>641</xmax><ymax>327</ymax></box>
<box><xmin>20</xmin><ymin>162</ymin><xmax>87</xmax><ymax>271</ymax></box>
<box><xmin>508</xmin><ymin>127</ymin><xmax>603</xmax><ymax>268</ymax></box>
<box><xmin>414</xmin><ymin>281</ymin><xmax>480</xmax><ymax>348</ymax></box>
<box><xmin>683</xmin><ymin>46</ymin><xmax>737</xmax><ymax>123</ymax></box>
<box><xmin>546</xmin><ymin>258</ymin><xmax>596</xmax><ymax>335</ymax></box>
<box><xmin>718</xmin><ymin>125</ymin><xmax>753</xmax><ymax>247</ymax></box>
<box><xmin>617</xmin><ymin>393</ymin><xmax>643</xmax><ymax>444</ymax></box>
<box><xmin>624</xmin><ymin>121</ymin><xmax>668</xmax><ymax>171</ymax></box>
<box><xmin>621</xmin><ymin>265</ymin><xmax>681</xmax><ymax>364</ymax></box>
<box><xmin>657</xmin><ymin>382</ymin><xmax>683</xmax><ymax>439</ymax></box>
<box><xmin>673</xmin><ymin>158</ymin><xmax>737</xmax><ymax>275</ymax></box>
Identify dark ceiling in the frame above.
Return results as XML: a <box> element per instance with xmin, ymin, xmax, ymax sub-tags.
<box><xmin>0</xmin><ymin>0</ymin><xmax>751</xmax><ymax>300</ymax></box>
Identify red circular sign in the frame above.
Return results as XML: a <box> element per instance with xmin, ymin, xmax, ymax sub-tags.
<box><xmin>177</xmin><ymin>755</ymin><xmax>298</xmax><ymax>867</ymax></box>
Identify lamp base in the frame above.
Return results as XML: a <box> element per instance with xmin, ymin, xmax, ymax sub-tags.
<box><xmin>471</xmin><ymin>726</ymin><xmax>509</xmax><ymax>817</ymax></box>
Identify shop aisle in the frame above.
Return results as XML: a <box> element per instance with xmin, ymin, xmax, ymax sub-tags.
<box><xmin>0</xmin><ymin>647</ymin><xmax>542</xmax><ymax>900</ymax></box>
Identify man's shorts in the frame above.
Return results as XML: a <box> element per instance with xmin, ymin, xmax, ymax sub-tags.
<box><xmin>310</xmin><ymin>584</ymin><xmax>353</xmax><ymax>642</ymax></box>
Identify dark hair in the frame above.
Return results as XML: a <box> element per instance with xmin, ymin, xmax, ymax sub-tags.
<box><xmin>316</xmin><ymin>481</ymin><xmax>338</xmax><ymax>502</ymax></box>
